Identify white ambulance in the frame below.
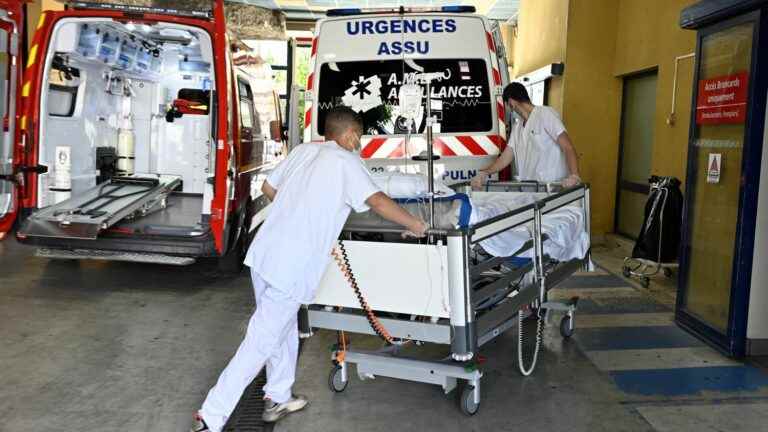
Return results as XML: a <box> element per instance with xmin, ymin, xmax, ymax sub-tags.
<box><xmin>303</xmin><ymin>6</ymin><xmax>510</xmax><ymax>183</ymax></box>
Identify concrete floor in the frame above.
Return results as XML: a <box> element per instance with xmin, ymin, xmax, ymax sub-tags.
<box><xmin>276</xmin><ymin>242</ymin><xmax>768</xmax><ymax>432</ymax></box>
<box><xmin>2</xmin><ymin>238</ymin><xmax>768</xmax><ymax>431</ymax></box>
<box><xmin>0</xmin><ymin>238</ymin><xmax>257</xmax><ymax>431</ymax></box>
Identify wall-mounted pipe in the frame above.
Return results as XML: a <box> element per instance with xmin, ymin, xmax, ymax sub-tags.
<box><xmin>666</xmin><ymin>52</ymin><xmax>695</xmax><ymax>126</ymax></box>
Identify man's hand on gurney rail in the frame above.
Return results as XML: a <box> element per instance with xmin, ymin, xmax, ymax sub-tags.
<box><xmin>470</xmin><ymin>171</ymin><xmax>489</xmax><ymax>190</ymax></box>
<box><xmin>472</xmin><ymin>145</ymin><xmax>515</xmax><ymax>190</ymax></box>
<box><xmin>366</xmin><ymin>192</ymin><xmax>429</xmax><ymax>238</ymax></box>
<box><xmin>402</xmin><ymin>220</ymin><xmax>429</xmax><ymax>239</ymax></box>
<box><xmin>562</xmin><ymin>174</ymin><xmax>582</xmax><ymax>188</ymax></box>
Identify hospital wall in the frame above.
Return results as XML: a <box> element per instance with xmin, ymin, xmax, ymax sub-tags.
<box><xmin>561</xmin><ymin>0</ymin><xmax>622</xmax><ymax>238</ymax></box>
<box><xmin>612</xmin><ymin>0</ymin><xmax>696</xmax><ymax>190</ymax></box>
<box><xmin>26</xmin><ymin>1</ymin><xmax>63</xmax><ymax>48</ymax></box>
<box><xmin>510</xmin><ymin>0</ymin><xmax>569</xmax><ymax>113</ymax></box>
<box><xmin>512</xmin><ymin>0</ymin><xmax>697</xmax><ymax>238</ymax></box>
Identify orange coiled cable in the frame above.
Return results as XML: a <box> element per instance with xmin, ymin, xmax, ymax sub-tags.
<box><xmin>332</xmin><ymin>241</ymin><xmax>400</xmax><ymax>345</ymax></box>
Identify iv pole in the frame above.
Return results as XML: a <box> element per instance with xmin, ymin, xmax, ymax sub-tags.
<box><xmin>413</xmin><ymin>72</ymin><xmax>444</xmax><ymax>231</ymax></box>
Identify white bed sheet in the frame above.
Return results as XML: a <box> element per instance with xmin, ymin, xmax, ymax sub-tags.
<box><xmin>467</xmin><ymin>192</ymin><xmax>590</xmax><ymax>262</ymax></box>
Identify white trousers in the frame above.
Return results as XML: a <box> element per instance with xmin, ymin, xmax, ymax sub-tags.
<box><xmin>200</xmin><ymin>269</ymin><xmax>301</xmax><ymax>432</ymax></box>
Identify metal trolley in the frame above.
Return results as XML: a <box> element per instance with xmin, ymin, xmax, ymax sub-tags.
<box><xmin>621</xmin><ymin>176</ymin><xmax>682</xmax><ymax>288</ymax></box>
<box><xmin>301</xmin><ymin>181</ymin><xmax>591</xmax><ymax>415</ymax></box>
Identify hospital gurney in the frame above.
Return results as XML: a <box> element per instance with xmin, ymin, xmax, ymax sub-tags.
<box><xmin>301</xmin><ymin>181</ymin><xmax>592</xmax><ymax>415</ymax></box>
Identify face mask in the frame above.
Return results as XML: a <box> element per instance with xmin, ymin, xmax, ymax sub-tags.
<box><xmin>351</xmin><ymin>133</ymin><xmax>362</xmax><ymax>153</ymax></box>
<box><xmin>511</xmin><ymin>111</ymin><xmax>523</xmax><ymax>124</ymax></box>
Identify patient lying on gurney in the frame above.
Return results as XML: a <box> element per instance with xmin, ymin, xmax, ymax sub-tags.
<box><xmin>345</xmin><ymin>172</ymin><xmax>590</xmax><ymax>262</ymax></box>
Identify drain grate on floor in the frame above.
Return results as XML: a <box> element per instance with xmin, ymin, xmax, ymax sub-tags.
<box><xmin>223</xmin><ymin>372</ymin><xmax>273</xmax><ymax>432</ymax></box>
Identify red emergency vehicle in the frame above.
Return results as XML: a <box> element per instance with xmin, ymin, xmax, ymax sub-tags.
<box><xmin>0</xmin><ymin>1</ymin><xmax>282</xmax><ymax>269</ymax></box>
<box><xmin>0</xmin><ymin>0</ymin><xmax>27</xmax><ymax>236</ymax></box>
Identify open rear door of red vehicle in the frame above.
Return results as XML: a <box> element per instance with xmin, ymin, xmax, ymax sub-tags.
<box><xmin>0</xmin><ymin>1</ymin><xmax>23</xmax><ymax>237</ymax></box>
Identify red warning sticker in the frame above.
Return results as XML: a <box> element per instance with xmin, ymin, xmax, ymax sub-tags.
<box><xmin>696</xmin><ymin>72</ymin><xmax>749</xmax><ymax>125</ymax></box>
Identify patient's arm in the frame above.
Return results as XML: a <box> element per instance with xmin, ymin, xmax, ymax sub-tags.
<box><xmin>366</xmin><ymin>192</ymin><xmax>428</xmax><ymax>237</ymax></box>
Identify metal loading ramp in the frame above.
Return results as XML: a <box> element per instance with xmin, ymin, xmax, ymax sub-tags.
<box><xmin>19</xmin><ymin>174</ymin><xmax>182</xmax><ymax>240</ymax></box>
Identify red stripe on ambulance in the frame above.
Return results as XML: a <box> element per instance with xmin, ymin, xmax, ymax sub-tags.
<box><xmin>361</xmin><ymin>137</ymin><xmax>387</xmax><ymax>159</ymax></box>
<box><xmin>387</xmin><ymin>145</ymin><xmax>404</xmax><ymax>158</ymax></box>
<box><xmin>488</xmin><ymin>135</ymin><xmax>505</xmax><ymax>150</ymax></box>
<box><xmin>306</xmin><ymin>73</ymin><xmax>314</xmax><ymax>90</ymax></box>
<box><xmin>360</xmin><ymin>135</ymin><xmax>503</xmax><ymax>159</ymax></box>
<box><xmin>434</xmin><ymin>138</ymin><xmax>457</xmax><ymax>157</ymax></box>
<box><xmin>456</xmin><ymin>136</ymin><xmax>486</xmax><ymax>156</ymax></box>
<box><xmin>486</xmin><ymin>32</ymin><xmax>495</xmax><ymax>52</ymax></box>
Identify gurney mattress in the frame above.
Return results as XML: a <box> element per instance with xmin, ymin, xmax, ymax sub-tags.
<box><xmin>345</xmin><ymin>191</ymin><xmax>589</xmax><ymax>261</ymax></box>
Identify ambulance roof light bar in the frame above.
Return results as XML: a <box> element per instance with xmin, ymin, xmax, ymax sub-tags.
<box><xmin>326</xmin><ymin>5</ymin><xmax>476</xmax><ymax>17</ymax></box>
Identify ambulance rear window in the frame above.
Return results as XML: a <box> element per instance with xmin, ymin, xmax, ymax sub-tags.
<box><xmin>317</xmin><ymin>59</ymin><xmax>492</xmax><ymax>136</ymax></box>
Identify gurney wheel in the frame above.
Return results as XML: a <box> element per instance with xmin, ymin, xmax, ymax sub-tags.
<box><xmin>560</xmin><ymin>315</ymin><xmax>574</xmax><ymax>338</ymax></box>
<box><xmin>622</xmin><ymin>266</ymin><xmax>631</xmax><ymax>278</ymax></box>
<box><xmin>663</xmin><ymin>267</ymin><xmax>674</xmax><ymax>278</ymax></box>
<box><xmin>459</xmin><ymin>385</ymin><xmax>479</xmax><ymax>416</ymax></box>
<box><xmin>640</xmin><ymin>277</ymin><xmax>650</xmax><ymax>288</ymax></box>
<box><xmin>328</xmin><ymin>365</ymin><xmax>348</xmax><ymax>393</ymax></box>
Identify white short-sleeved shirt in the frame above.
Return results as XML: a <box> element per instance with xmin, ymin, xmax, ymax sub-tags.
<box><xmin>508</xmin><ymin>106</ymin><xmax>569</xmax><ymax>182</ymax></box>
<box><xmin>244</xmin><ymin>141</ymin><xmax>381</xmax><ymax>303</ymax></box>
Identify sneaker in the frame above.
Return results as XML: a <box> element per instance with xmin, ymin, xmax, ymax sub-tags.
<box><xmin>262</xmin><ymin>395</ymin><xmax>309</xmax><ymax>422</ymax></box>
<box><xmin>189</xmin><ymin>413</ymin><xmax>210</xmax><ymax>432</ymax></box>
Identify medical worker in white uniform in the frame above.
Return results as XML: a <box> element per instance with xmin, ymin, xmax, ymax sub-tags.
<box><xmin>471</xmin><ymin>82</ymin><xmax>581</xmax><ymax>189</ymax></box>
<box><xmin>190</xmin><ymin>107</ymin><xmax>428</xmax><ymax>432</ymax></box>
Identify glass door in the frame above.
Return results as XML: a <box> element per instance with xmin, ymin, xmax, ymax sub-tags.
<box><xmin>616</xmin><ymin>71</ymin><xmax>658</xmax><ymax>238</ymax></box>
<box><xmin>677</xmin><ymin>15</ymin><xmax>759</xmax><ymax>355</ymax></box>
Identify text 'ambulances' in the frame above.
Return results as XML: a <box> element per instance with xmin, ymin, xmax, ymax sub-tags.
<box><xmin>346</xmin><ymin>18</ymin><xmax>458</xmax><ymax>56</ymax></box>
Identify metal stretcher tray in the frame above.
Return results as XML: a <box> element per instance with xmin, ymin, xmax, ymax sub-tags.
<box><xmin>19</xmin><ymin>174</ymin><xmax>182</xmax><ymax>240</ymax></box>
<box><xmin>302</xmin><ymin>181</ymin><xmax>592</xmax><ymax>415</ymax></box>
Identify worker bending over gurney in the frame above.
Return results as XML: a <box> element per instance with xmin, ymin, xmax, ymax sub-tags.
<box><xmin>190</xmin><ymin>107</ymin><xmax>428</xmax><ymax>432</ymax></box>
<box><xmin>472</xmin><ymin>83</ymin><xmax>581</xmax><ymax>188</ymax></box>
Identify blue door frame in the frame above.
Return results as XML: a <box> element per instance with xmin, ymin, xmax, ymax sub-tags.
<box><xmin>675</xmin><ymin>8</ymin><xmax>768</xmax><ymax>358</ymax></box>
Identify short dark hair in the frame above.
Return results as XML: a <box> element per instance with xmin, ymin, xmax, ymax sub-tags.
<box><xmin>502</xmin><ymin>82</ymin><xmax>531</xmax><ymax>103</ymax></box>
<box><xmin>325</xmin><ymin>106</ymin><xmax>363</xmax><ymax>138</ymax></box>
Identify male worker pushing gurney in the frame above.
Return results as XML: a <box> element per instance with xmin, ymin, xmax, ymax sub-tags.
<box><xmin>190</xmin><ymin>106</ymin><xmax>428</xmax><ymax>432</ymax></box>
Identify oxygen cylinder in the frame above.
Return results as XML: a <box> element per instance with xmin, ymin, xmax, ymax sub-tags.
<box><xmin>52</xmin><ymin>146</ymin><xmax>72</xmax><ymax>204</ymax></box>
<box><xmin>117</xmin><ymin>126</ymin><xmax>135</xmax><ymax>176</ymax></box>
<box><xmin>116</xmin><ymin>95</ymin><xmax>135</xmax><ymax>176</ymax></box>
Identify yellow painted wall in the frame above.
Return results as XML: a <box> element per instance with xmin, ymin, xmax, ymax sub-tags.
<box><xmin>512</xmin><ymin>0</ymin><xmax>568</xmax><ymax>77</ymax></box>
<box><xmin>614</xmin><ymin>0</ymin><xmax>697</xmax><ymax>188</ymax></box>
<box><xmin>509</xmin><ymin>0</ymin><xmax>697</xmax><ymax>237</ymax></box>
<box><xmin>561</xmin><ymin>0</ymin><xmax>622</xmax><ymax>237</ymax></box>
<box><xmin>26</xmin><ymin>1</ymin><xmax>63</xmax><ymax>47</ymax></box>
<box><xmin>512</xmin><ymin>0</ymin><xmax>568</xmax><ymax>112</ymax></box>
<box><xmin>499</xmin><ymin>23</ymin><xmax>515</xmax><ymax>77</ymax></box>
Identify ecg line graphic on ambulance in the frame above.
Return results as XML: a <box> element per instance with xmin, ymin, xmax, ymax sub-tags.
<box><xmin>317</xmin><ymin>102</ymin><xmax>340</xmax><ymax>110</ymax></box>
<box><xmin>440</xmin><ymin>99</ymin><xmax>489</xmax><ymax>107</ymax></box>
<box><xmin>318</xmin><ymin>99</ymin><xmax>488</xmax><ymax>111</ymax></box>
